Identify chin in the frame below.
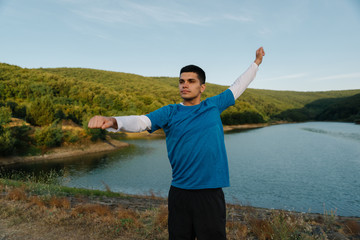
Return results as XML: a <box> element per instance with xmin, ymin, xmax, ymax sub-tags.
<box><xmin>182</xmin><ymin>97</ymin><xmax>195</xmax><ymax>101</ymax></box>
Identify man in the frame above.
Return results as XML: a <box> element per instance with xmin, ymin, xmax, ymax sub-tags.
<box><xmin>88</xmin><ymin>47</ymin><xmax>265</xmax><ymax>240</ymax></box>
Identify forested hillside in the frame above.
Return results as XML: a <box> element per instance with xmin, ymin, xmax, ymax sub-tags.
<box><xmin>39</xmin><ymin>65</ymin><xmax>360</xmax><ymax>124</ymax></box>
<box><xmin>1</xmin><ymin>62</ymin><xmax>359</xmax><ymax>156</ymax></box>
<box><xmin>1</xmin><ymin>62</ymin><xmax>360</xmax><ymax>126</ymax></box>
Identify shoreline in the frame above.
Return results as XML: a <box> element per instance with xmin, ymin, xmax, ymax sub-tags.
<box><xmin>0</xmin><ymin>138</ymin><xmax>129</xmax><ymax>166</ymax></box>
<box><xmin>115</xmin><ymin>121</ymin><xmax>287</xmax><ymax>138</ymax></box>
<box><xmin>1</xmin><ymin>176</ymin><xmax>359</xmax><ymax>220</ymax></box>
<box><xmin>0</xmin><ymin>122</ymin><xmax>287</xmax><ymax>167</ymax></box>
<box><xmin>223</xmin><ymin>122</ymin><xmax>279</xmax><ymax>132</ymax></box>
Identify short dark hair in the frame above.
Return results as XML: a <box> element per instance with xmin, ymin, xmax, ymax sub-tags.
<box><xmin>180</xmin><ymin>65</ymin><xmax>206</xmax><ymax>84</ymax></box>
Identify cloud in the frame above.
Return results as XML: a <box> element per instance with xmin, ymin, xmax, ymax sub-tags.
<box><xmin>223</xmin><ymin>14</ymin><xmax>253</xmax><ymax>23</ymax></box>
<box><xmin>311</xmin><ymin>73</ymin><xmax>360</xmax><ymax>81</ymax></box>
<box><xmin>70</xmin><ymin>1</ymin><xmax>211</xmax><ymax>26</ymax></box>
<box><xmin>262</xmin><ymin>72</ymin><xmax>360</xmax><ymax>84</ymax></box>
<box><xmin>258</xmin><ymin>72</ymin><xmax>360</xmax><ymax>91</ymax></box>
<box><xmin>68</xmin><ymin>1</ymin><xmax>255</xmax><ymax>27</ymax></box>
<box><xmin>71</xmin><ymin>8</ymin><xmax>134</xmax><ymax>24</ymax></box>
<box><xmin>127</xmin><ymin>2</ymin><xmax>211</xmax><ymax>25</ymax></box>
<box><xmin>262</xmin><ymin>73</ymin><xmax>307</xmax><ymax>81</ymax></box>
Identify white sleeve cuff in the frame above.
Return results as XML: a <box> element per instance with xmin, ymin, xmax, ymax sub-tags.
<box><xmin>106</xmin><ymin>115</ymin><xmax>152</xmax><ymax>133</ymax></box>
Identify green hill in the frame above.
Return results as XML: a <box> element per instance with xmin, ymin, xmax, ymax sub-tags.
<box><xmin>1</xmin><ymin>62</ymin><xmax>360</xmax><ymax>125</ymax></box>
<box><xmin>276</xmin><ymin>93</ymin><xmax>360</xmax><ymax>122</ymax></box>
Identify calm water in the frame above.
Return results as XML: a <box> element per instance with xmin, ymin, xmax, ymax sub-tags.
<box><xmin>7</xmin><ymin>122</ymin><xmax>360</xmax><ymax>217</ymax></box>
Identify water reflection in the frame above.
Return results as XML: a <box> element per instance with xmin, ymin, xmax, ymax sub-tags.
<box><xmin>302</xmin><ymin>127</ymin><xmax>360</xmax><ymax>142</ymax></box>
<box><xmin>3</xmin><ymin>144</ymin><xmax>144</xmax><ymax>180</ymax></box>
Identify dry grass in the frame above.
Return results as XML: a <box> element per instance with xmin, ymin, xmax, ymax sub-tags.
<box><xmin>154</xmin><ymin>205</ymin><xmax>168</xmax><ymax>228</ymax></box>
<box><xmin>72</xmin><ymin>204</ymin><xmax>113</xmax><ymax>217</ymax></box>
<box><xmin>345</xmin><ymin>220</ymin><xmax>360</xmax><ymax>235</ymax></box>
<box><xmin>28</xmin><ymin>195</ymin><xmax>46</xmax><ymax>208</ymax></box>
<box><xmin>0</xmin><ymin>184</ymin><xmax>170</xmax><ymax>239</ymax></box>
<box><xmin>226</xmin><ymin>221</ymin><xmax>248</xmax><ymax>239</ymax></box>
<box><xmin>49</xmin><ymin>196</ymin><xmax>71</xmax><ymax>209</ymax></box>
<box><xmin>6</xmin><ymin>187</ymin><xmax>27</xmax><ymax>201</ymax></box>
<box><xmin>1</xmin><ymin>183</ymin><xmax>359</xmax><ymax>240</ymax></box>
<box><xmin>249</xmin><ymin>218</ymin><xmax>273</xmax><ymax>240</ymax></box>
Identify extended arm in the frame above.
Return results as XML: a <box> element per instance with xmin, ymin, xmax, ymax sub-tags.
<box><xmin>88</xmin><ymin>115</ymin><xmax>151</xmax><ymax>132</ymax></box>
<box><xmin>229</xmin><ymin>47</ymin><xmax>265</xmax><ymax>99</ymax></box>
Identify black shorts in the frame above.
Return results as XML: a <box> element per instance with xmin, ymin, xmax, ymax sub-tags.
<box><xmin>168</xmin><ymin>186</ymin><xmax>226</xmax><ymax>240</ymax></box>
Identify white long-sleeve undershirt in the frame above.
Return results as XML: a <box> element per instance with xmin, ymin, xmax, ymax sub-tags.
<box><xmin>106</xmin><ymin>115</ymin><xmax>151</xmax><ymax>133</ymax></box>
<box><xmin>108</xmin><ymin>62</ymin><xmax>259</xmax><ymax>133</ymax></box>
<box><xmin>229</xmin><ymin>62</ymin><xmax>258</xmax><ymax>99</ymax></box>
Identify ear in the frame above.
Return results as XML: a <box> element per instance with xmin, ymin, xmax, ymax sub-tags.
<box><xmin>200</xmin><ymin>84</ymin><xmax>206</xmax><ymax>93</ymax></box>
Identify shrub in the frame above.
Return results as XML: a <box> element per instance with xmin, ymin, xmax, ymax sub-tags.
<box><xmin>221</xmin><ymin>110</ymin><xmax>265</xmax><ymax>125</ymax></box>
<box><xmin>63</xmin><ymin>130</ymin><xmax>80</xmax><ymax>143</ymax></box>
<box><xmin>9</xmin><ymin>124</ymin><xmax>33</xmax><ymax>155</ymax></box>
<box><xmin>87</xmin><ymin>128</ymin><xmax>107</xmax><ymax>142</ymax></box>
<box><xmin>26</xmin><ymin>96</ymin><xmax>55</xmax><ymax>126</ymax></box>
<box><xmin>83</xmin><ymin>118</ymin><xmax>107</xmax><ymax>142</ymax></box>
<box><xmin>0</xmin><ymin>106</ymin><xmax>12</xmax><ymax>125</ymax></box>
<box><xmin>13</xmin><ymin>104</ymin><xmax>27</xmax><ymax>119</ymax></box>
<box><xmin>34</xmin><ymin>123</ymin><xmax>63</xmax><ymax>148</ymax></box>
<box><xmin>0</xmin><ymin>127</ymin><xmax>16</xmax><ymax>156</ymax></box>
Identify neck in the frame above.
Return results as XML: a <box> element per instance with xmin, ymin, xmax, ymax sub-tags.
<box><xmin>182</xmin><ymin>97</ymin><xmax>201</xmax><ymax>106</ymax></box>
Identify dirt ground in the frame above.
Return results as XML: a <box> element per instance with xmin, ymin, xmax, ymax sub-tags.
<box><xmin>1</xmin><ymin>188</ymin><xmax>359</xmax><ymax>240</ymax></box>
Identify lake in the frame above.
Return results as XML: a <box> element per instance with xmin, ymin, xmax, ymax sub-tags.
<box><xmin>7</xmin><ymin>122</ymin><xmax>360</xmax><ymax>217</ymax></box>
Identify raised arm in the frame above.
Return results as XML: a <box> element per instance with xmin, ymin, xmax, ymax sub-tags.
<box><xmin>88</xmin><ymin>115</ymin><xmax>151</xmax><ymax>133</ymax></box>
<box><xmin>229</xmin><ymin>47</ymin><xmax>265</xmax><ymax>99</ymax></box>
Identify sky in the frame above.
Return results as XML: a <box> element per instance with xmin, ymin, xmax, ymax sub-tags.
<box><xmin>0</xmin><ymin>0</ymin><xmax>359</xmax><ymax>92</ymax></box>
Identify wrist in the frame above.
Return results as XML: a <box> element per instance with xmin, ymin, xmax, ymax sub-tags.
<box><xmin>254</xmin><ymin>59</ymin><xmax>262</xmax><ymax>66</ymax></box>
<box><xmin>111</xmin><ymin>117</ymin><xmax>118</xmax><ymax>130</ymax></box>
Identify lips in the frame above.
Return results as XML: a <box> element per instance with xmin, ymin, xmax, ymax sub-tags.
<box><xmin>181</xmin><ymin>90</ymin><xmax>190</xmax><ymax>94</ymax></box>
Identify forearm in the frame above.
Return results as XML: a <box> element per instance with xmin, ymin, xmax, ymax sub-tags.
<box><xmin>229</xmin><ymin>62</ymin><xmax>258</xmax><ymax>100</ymax></box>
<box><xmin>106</xmin><ymin>115</ymin><xmax>152</xmax><ymax>133</ymax></box>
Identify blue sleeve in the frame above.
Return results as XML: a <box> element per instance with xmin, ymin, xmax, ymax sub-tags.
<box><xmin>145</xmin><ymin>105</ymin><xmax>172</xmax><ymax>133</ymax></box>
<box><xmin>207</xmin><ymin>89</ymin><xmax>235</xmax><ymax>113</ymax></box>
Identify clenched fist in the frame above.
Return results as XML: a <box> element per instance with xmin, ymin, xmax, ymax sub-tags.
<box><xmin>88</xmin><ymin>116</ymin><xmax>118</xmax><ymax>130</ymax></box>
<box><xmin>254</xmin><ymin>47</ymin><xmax>265</xmax><ymax>66</ymax></box>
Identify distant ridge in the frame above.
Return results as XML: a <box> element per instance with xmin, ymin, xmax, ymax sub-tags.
<box><xmin>1</xmin><ymin>62</ymin><xmax>360</xmax><ymax>126</ymax></box>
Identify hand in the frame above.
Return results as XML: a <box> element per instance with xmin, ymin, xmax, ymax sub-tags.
<box><xmin>88</xmin><ymin>116</ymin><xmax>117</xmax><ymax>130</ymax></box>
<box><xmin>254</xmin><ymin>47</ymin><xmax>265</xmax><ymax>66</ymax></box>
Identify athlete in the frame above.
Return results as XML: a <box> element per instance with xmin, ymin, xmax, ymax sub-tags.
<box><xmin>88</xmin><ymin>47</ymin><xmax>265</xmax><ymax>240</ymax></box>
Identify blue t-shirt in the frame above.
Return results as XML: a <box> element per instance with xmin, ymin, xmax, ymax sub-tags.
<box><xmin>146</xmin><ymin>89</ymin><xmax>235</xmax><ymax>190</ymax></box>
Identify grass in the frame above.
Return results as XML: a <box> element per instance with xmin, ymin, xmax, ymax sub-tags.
<box><xmin>0</xmin><ymin>180</ymin><xmax>168</xmax><ymax>239</ymax></box>
<box><xmin>0</xmin><ymin>176</ymin><xmax>359</xmax><ymax>239</ymax></box>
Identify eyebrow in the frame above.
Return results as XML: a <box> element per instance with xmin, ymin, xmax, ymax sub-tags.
<box><xmin>179</xmin><ymin>78</ymin><xmax>197</xmax><ymax>82</ymax></box>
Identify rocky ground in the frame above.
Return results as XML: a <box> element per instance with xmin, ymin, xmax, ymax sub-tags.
<box><xmin>0</xmin><ymin>184</ymin><xmax>359</xmax><ymax>240</ymax></box>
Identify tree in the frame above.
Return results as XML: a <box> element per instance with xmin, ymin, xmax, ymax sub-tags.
<box><xmin>7</xmin><ymin>125</ymin><xmax>33</xmax><ymax>156</ymax></box>
<box><xmin>0</xmin><ymin>106</ymin><xmax>12</xmax><ymax>125</ymax></box>
<box><xmin>34</xmin><ymin>123</ymin><xmax>63</xmax><ymax>148</ymax></box>
<box><xmin>221</xmin><ymin>110</ymin><xmax>265</xmax><ymax>125</ymax></box>
<box><xmin>27</xmin><ymin>96</ymin><xmax>55</xmax><ymax>126</ymax></box>
<box><xmin>0</xmin><ymin>127</ymin><xmax>15</xmax><ymax>156</ymax></box>
<box><xmin>13</xmin><ymin>104</ymin><xmax>27</xmax><ymax>119</ymax></box>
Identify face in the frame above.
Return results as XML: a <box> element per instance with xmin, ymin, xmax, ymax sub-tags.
<box><xmin>179</xmin><ymin>72</ymin><xmax>206</xmax><ymax>104</ymax></box>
